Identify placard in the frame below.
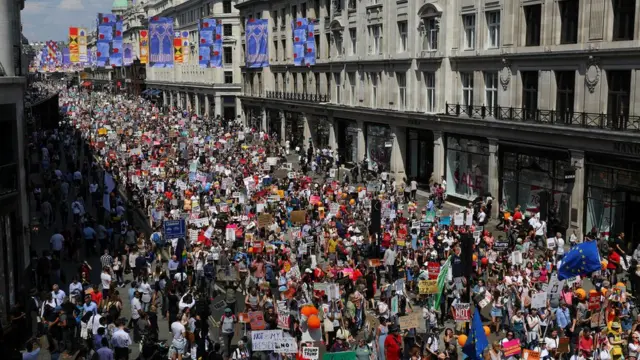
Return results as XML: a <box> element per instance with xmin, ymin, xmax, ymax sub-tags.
<box><xmin>588</xmin><ymin>294</ymin><xmax>600</xmax><ymax>311</ymax></box>
<box><xmin>493</xmin><ymin>240</ymin><xmax>509</xmax><ymax>251</ymax></box>
<box><xmin>251</xmin><ymin>330</ymin><xmax>283</xmax><ymax>351</ymax></box>
<box><xmin>322</xmin><ymin>352</ymin><xmax>357</xmax><ymax>360</ymax></box>
<box><xmin>368</xmin><ymin>259</ymin><xmax>382</xmax><ymax>267</ymax></box>
<box><xmin>531</xmin><ymin>292</ymin><xmax>547</xmax><ymax>309</ymax></box>
<box><xmin>418</xmin><ymin>280</ymin><xmax>438</xmax><ymax>294</ymax></box>
<box><xmin>427</xmin><ymin>262</ymin><xmax>440</xmax><ymax>280</ymax></box>
<box><xmin>274</xmin><ymin>335</ymin><xmax>298</xmax><ymax>354</ymax></box>
<box><xmin>558</xmin><ymin>337</ymin><xmax>570</xmax><ymax>354</ymax></box>
<box><xmin>453</xmin><ymin>303</ymin><xmax>471</xmax><ymax>322</ymax></box>
<box><xmin>290</xmin><ymin>210</ymin><xmax>306</xmax><ymax>224</ymax></box>
<box><xmin>258</xmin><ymin>213</ymin><xmax>273</xmax><ymax>228</ymax></box>
<box><xmin>522</xmin><ymin>350</ymin><xmax>540</xmax><ymax>360</ymax></box>
<box><xmin>303</xmin><ymin>347</ymin><xmax>320</xmax><ymax>360</ymax></box>
<box><xmin>399</xmin><ymin>313</ymin><xmax>421</xmax><ymax>330</ymax></box>
<box><xmin>248</xmin><ymin>311</ymin><xmax>266</xmax><ymax>330</ymax></box>
<box><xmin>502</xmin><ymin>339</ymin><xmax>521</xmax><ymax>357</ymax></box>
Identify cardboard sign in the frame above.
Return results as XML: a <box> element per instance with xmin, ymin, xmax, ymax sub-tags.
<box><xmin>453</xmin><ymin>303</ymin><xmax>471</xmax><ymax>322</ymax></box>
<box><xmin>558</xmin><ymin>337</ymin><xmax>570</xmax><ymax>354</ymax></box>
<box><xmin>368</xmin><ymin>259</ymin><xmax>382</xmax><ymax>267</ymax></box>
<box><xmin>258</xmin><ymin>213</ymin><xmax>273</xmax><ymax>228</ymax></box>
<box><xmin>502</xmin><ymin>339</ymin><xmax>522</xmax><ymax>357</ymax></box>
<box><xmin>427</xmin><ymin>262</ymin><xmax>440</xmax><ymax>280</ymax></box>
<box><xmin>251</xmin><ymin>330</ymin><xmax>283</xmax><ymax>351</ymax></box>
<box><xmin>290</xmin><ymin>210</ymin><xmax>306</xmax><ymax>224</ymax></box>
<box><xmin>399</xmin><ymin>313</ymin><xmax>421</xmax><ymax>330</ymax></box>
<box><xmin>493</xmin><ymin>240</ymin><xmax>509</xmax><ymax>251</ymax></box>
<box><xmin>248</xmin><ymin>311</ymin><xmax>266</xmax><ymax>330</ymax></box>
<box><xmin>303</xmin><ymin>347</ymin><xmax>320</xmax><ymax>360</ymax></box>
<box><xmin>418</xmin><ymin>280</ymin><xmax>438</xmax><ymax>294</ymax></box>
<box><xmin>588</xmin><ymin>294</ymin><xmax>600</xmax><ymax>311</ymax></box>
<box><xmin>522</xmin><ymin>350</ymin><xmax>540</xmax><ymax>360</ymax></box>
<box><xmin>212</xmin><ymin>300</ymin><xmax>227</xmax><ymax>311</ymax></box>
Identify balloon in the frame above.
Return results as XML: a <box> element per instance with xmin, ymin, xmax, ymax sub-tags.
<box><xmin>307</xmin><ymin>315</ymin><xmax>321</xmax><ymax>329</ymax></box>
<box><xmin>481</xmin><ymin>258</ymin><xmax>488</xmax><ymax>265</ymax></box>
<box><xmin>601</xmin><ymin>288</ymin><xmax>608</xmax><ymax>296</ymax></box>
<box><xmin>483</xmin><ymin>326</ymin><xmax>491</xmax><ymax>336</ymax></box>
<box><xmin>357</xmin><ymin>186</ymin><xmax>362</xmax><ymax>192</ymax></box>
<box><xmin>589</xmin><ymin>289</ymin><xmax>599</xmax><ymax>297</ymax></box>
<box><xmin>616</xmin><ymin>282</ymin><xmax>626</xmax><ymax>288</ymax></box>
<box><xmin>575</xmin><ymin>288</ymin><xmax>586</xmax><ymax>300</ymax></box>
<box><xmin>342</xmin><ymin>193</ymin><xmax>348</xmax><ymax>199</ymax></box>
<box><xmin>458</xmin><ymin>335</ymin><xmax>467</xmax><ymax>347</ymax></box>
<box><xmin>349</xmin><ymin>199</ymin><xmax>355</xmax><ymax>205</ymax></box>
<box><xmin>472</xmin><ymin>254</ymin><xmax>478</xmax><ymax>262</ymax></box>
<box><xmin>601</xmin><ymin>260</ymin><xmax>608</xmax><ymax>269</ymax></box>
<box><xmin>301</xmin><ymin>306</ymin><xmax>318</xmax><ymax>317</ymax></box>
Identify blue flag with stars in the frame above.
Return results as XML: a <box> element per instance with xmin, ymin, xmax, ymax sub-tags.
<box><xmin>557</xmin><ymin>240</ymin><xmax>601</xmax><ymax>280</ymax></box>
<box><xmin>463</xmin><ymin>307</ymin><xmax>489</xmax><ymax>360</ymax></box>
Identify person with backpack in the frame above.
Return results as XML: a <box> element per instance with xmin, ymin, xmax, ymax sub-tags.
<box><xmin>203</xmin><ymin>258</ymin><xmax>216</xmax><ymax>298</ymax></box>
<box><xmin>151</xmin><ymin>228</ymin><xmax>169</xmax><ymax>262</ymax></box>
<box><xmin>219</xmin><ymin>308</ymin><xmax>237</xmax><ymax>357</ymax></box>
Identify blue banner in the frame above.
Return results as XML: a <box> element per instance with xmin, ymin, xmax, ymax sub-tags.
<box><xmin>149</xmin><ymin>16</ymin><xmax>174</xmax><ymax>68</ymax></box>
<box><xmin>293</xmin><ymin>18</ymin><xmax>307</xmax><ymax>66</ymax></box>
<box><xmin>305</xmin><ymin>22</ymin><xmax>316</xmax><ymax>66</ymax></box>
<box><xmin>163</xmin><ymin>219</ymin><xmax>186</xmax><ymax>239</ymax></box>
<box><xmin>212</xmin><ymin>21</ymin><xmax>223</xmax><ymax>68</ymax></box>
<box><xmin>96</xmin><ymin>13</ymin><xmax>120</xmax><ymax>68</ymax></box>
<box><xmin>245</xmin><ymin>19</ymin><xmax>269</xmax><ymax>68</ymax></box>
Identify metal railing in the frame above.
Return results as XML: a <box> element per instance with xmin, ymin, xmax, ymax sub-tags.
<box><xmin>445</xmin><ymin>103</ymin><xmax>640</xmax><ymax>132</ymax></box>
<box><xmin>265</xmin><ymin>91</ymin><xmax>330</xmax><ymax>102</ymax></box>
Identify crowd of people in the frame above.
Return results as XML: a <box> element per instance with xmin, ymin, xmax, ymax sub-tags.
<box><xmin>7</xmin><ymin>82</ymin><xmax>640</xmax><ymax>360</ymax></box>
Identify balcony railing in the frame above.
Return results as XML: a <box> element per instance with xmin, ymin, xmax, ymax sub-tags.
<box><xmin>445</xmin><ymin>103</ymin><xmax>640</xmax><ymax>132</ymax></box>
<box><xmin>265</xmin><ymin>91</ymin><xmax>330</xmax><ymax>102</ymax></box>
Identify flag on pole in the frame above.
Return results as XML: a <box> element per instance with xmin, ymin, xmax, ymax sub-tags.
<box><xmin>432</xmin><ymin>256</ymin><xmax>451</xmax><ymax>309</ymax></box>
<box><xmin>462</xmin><ymin>307</ymin><xmax>490</xmax><ymax>360</ymax></box>
<box><xmin>557</xmin><ymin>240</ymin><xmax>601</xmax><ymax>280</ymax></box>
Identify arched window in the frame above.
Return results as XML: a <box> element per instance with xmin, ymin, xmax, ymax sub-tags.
<box><xmin>418</xmin><ymin>3</ymin><xmax>442</xmax><ymax>52</ymax></box>
<box><xmin>329</xmin><ymin>20</ymin><xmax>344</xmax><ymax>56</ymax></box>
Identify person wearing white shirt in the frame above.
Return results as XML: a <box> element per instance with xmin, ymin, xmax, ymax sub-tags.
<box><xmin>88</xmin><ymin>312</ymin><xmax>103</xmax><ymax>335</ymax></box>
<box><xmin>100</xmin><ymin>267</ymin><xmax>112</xmax><ymax>298</ymax></box>
<box><xmin>111</xmin><ymin>321</ymin><xmax>132</xmax><ymax>359</ymax></box>
<box><xmin>170</xmin><ymin>320</ymin><xmax>187</xmax><ymax>359</ymax></box>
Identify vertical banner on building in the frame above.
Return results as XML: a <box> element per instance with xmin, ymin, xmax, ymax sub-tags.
<box><xmin>181</xmin><ymin>31</ymin><xmax>189</xmax><ymax>63</ymax></box>
<box><xmin>69</xmin><ymin>27</ymin><xmax>79</xmax><ymax>63</ymax></box>
<box><xmin>111</xmin><ymin>19</ymin><xmax>123</xmax><ymax>66</ymax></box>
<box><xmin>62</xmin><ymin>48</ymin><xmax>70</xmax><ymax>66</ymax></box>
<box><xmin>97</xmin><ymin>13</ymin><xmax>116</xmax><ymax>67</ymax></box>
<box><xmin>305</xmin><ymin>21</ymin><xmax>316</xmax><ymax>66</ymax></box>
<box><xmin>78</xmin><ymin>28</ymin><xmax>88</xmax><ymax>64</ymax></box>
<box><xmin>198</xmin><ymin>18</ymin><xmax>215</xmax><ymax>68</ymax></box>
<box><xmin>149</xmin><ymin>16</ymin><xmax>174</xmax><ymax>68</ymax></box>
<box><xmin>139</xmin><ymin>29</ymin><xmax>149</xmax><ymax>64</ymax></box>
<box><xmin>292</xmin><ymin>18</ymin><xmax>307</xmax><ymax>66</ymax></box>
<box><xmin>173</xmin><ymin>31</ymin><xmax>183</xmax><ymax>63</ymax></box>
<box><xmin>212</xmin><ymin>21</ymin><xmax>222</xmax><ymax>67</ymax></box>
<box><xmin>47</xmin><ymin>40</ymin><xmax>57</xmax><ymax>65</ymax></box>
<box><xmin>123</xmin><ymin>43</ymin><xmax>133</xmax><ymax>66</ymax></box>
<box><xmin>245</xmin><ymin>18</ymin><xmax>268</xmax><ymax>68</ymax></box>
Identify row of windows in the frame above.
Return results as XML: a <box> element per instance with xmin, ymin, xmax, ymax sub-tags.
<box><xmin>177</xmin><ymin>1</ymin><xmax>233</xmax><ymax>26</ymax></box>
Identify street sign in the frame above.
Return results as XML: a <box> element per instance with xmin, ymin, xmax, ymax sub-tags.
<box><xmin>163</xmin><ymin>219</ymin><xmax>186</xmax><ymax>239</ymax></box>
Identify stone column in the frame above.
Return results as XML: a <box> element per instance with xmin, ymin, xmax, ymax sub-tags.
<box><xmin>328</xmin><ymin>116</ymin><xmax>338</xmax><ymax>150</ymax></box>
<box><xmin>194</xmin><ymin>94</ymin><xmax>200</xmax><ymax>115</ymax></box>
<box><xmin>279</xmin><ymin>110</ymin><xmax>286</xmax><ymax>146</ymax></box>
<box><xmin>302</xmin><ymin>113</ymin><xmax>312</xmax><ymax>150</ymax></box>
<box><xmin>170</xmin><ymin>92</ymin><xmax>174</xmax><ymax>108</ymax></box>
<box><xmin>204</xmin><ymin>95</ymin><xmax>210</xmax><ymax>117</ymax></box>
<box><xmin>488</xmin><ymin>138</ymin><xmax>500</xmax><ymax>219</ymax></box>
<box><xmin>356</xmin><ymin>120</ymin><xmax>366</xmax><ymax>162</ymax></box>
<box><xmin>261</xmin><ymin>107</ymin><xmax>268</xmax><ymax>132</ymax></box>
<box><xmin>432</xmin><ymin>130</ymin><xmax>445</xmax><ymax>183</ymax></box>
<box><xmin>162</xmin><ymin>91</ymin><xmax>167</xmax><ymax>107</ymax></box>
<box><xmin>570</xmin><ymin>150</ymin><xmax>585</xmax><ymax>241</ymax></box>
<box><xmin>390</xmin><ymin>125</ymin><xmax>407</xmax><ymax>182</ymax></box>
<box><xmin>214</xmin><ymin>95</ymin><xmax>222</xmax><ymax>119</ymax></box>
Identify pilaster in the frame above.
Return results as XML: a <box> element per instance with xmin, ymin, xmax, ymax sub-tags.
<box><xmin>488</xmin><ymin>138</ymin><xmax>500</xmax><ymax>219</ymax></box>
<box><xmin>570</xmin><ymin>150</ymin><xmax>585</xmax><ymax>241</ymax></box>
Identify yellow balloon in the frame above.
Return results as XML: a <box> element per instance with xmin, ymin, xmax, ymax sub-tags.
<box><xmin>483</xmin><ymin>326</ymin><xmax>491</xmax><ymax>336</ymax></box>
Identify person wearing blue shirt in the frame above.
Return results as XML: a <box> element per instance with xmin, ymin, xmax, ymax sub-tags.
<box><xmin>22</xmin><ymin>341</ymin><xmax>40</xmax><ymax>360</ymax></box>
<box><xmin>82</xmin><ymin>296</ymin><xmax>98</xmax><ymax>315</ymax></box>
<box><xmin>555</xmin><ymin>302</ymin><xmax>574</xmax><ymax>333</ymax></box>
<box><xmin>83</xmin><ymin>225</ymin><xmax>97</xmax><ymax>257</ymax></box>
<box><xmin>128</xmin><ymin>281</ymin><xmax>138</xmax><ymax>303</ymax></box>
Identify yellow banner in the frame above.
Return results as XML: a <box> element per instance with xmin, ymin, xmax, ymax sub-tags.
<box><xmin>173</xmin><ymin>37</ymin><xmax>183</xmax><ymax>63</ymax></box>
<box><xmin>139</xmin><ymin>29</ymin><xmax>148</xmax><ymax>64</ymax></box>
<box><xmin>69</xmin><ymin>27</ymin><xmax>79</xmax><ymax>63</ymax></box>
<box><xmin>78</xmin><ymin>28</ymin><xmax>88</xmax><ymax>63</ymax></box>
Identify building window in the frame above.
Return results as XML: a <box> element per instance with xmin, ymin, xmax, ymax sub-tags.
<box><xmin>522</xmin><ymin>71</ymin><xmax>539</xmax><ymax>119</ymax></box>
<box><xmin>422</xmin><ymin>17</ymin><xmax>438</xmax><ymax>51</ymax></box>
<box><xmin>280</xmin><ymin>9</ymin><xmax>286</xmax><ymax>27</ymax></box>
<box><xmin>556</xmin><ymin>70</ymin><xmax>575</xmax><ymax>124</ymax></box>
<box><xmin>559</xmin><ymin>0</ymin><xmax>579</xmax><ymax>44</ymax></box>
<box><xmin>315</xmin><ymin>73</ymin><xmax>320</xmax><ymax>94</ymax></box>
<box><xmin>273</xmin><ymin>41</ymin><xmax>278</xmax><ymax>61</ymax></box>
<box><xmin>463</xmin><ymin>14</ymin><xmax>476</xmax><ymax>49</ymax></box>
<box><xmin>368</xmin><ymin>24</ymin><xmax>382</xmax><ymax>54</ymax></box>
<box><xmin>334</xmin><ymin>72</ymin><xmax>341</xmax><ymax>102</ymax></box>
<box><xmin>607</xmin><ymin>70</ymin><xmax>631</xmax><ymax>130</ymax></box>
<box><xmin>293</xmin><ymin>73</ymin><xmax>298</xmax><ymax>92</ymax></box>
<box><xmin>348</xmin><ymin>0</ymin><xmax>356</xmax><ymax>10</ymax></box>
<box><xmin>275</xmin><ymin>74</ymin><xmax>280</xmax><ymax>92</ymax></box>
<box><xmin>315</xmin><ymin>34</ymin><xmax>320</xmax><ymax>58</ymax></box>
<box><xmin>397</xmin><ymin>72</ymin><xmax>407</xmax><ymax>110</ymax></box>
<box><xmin>348</xmin><ymin>72</ymin><xmax>356</xmax><ymax>105</ymax></box>
<box><xmin>281</xmin><ymin>39</ymin><xmax>286</xmax><ymax>60</ymax></box>
<box><xmin>524</xmin><ymin>4</ymin><xmax>541</xmax><ymax>46</ymax></box>
<box><xmin>486</xmin><ymin>11</ymin><xmax>500</xmax><ymax>48</ymax></box>
<box><xmin>370</xmin><ymin>72</ymin><xmax>378</xmax><ymax>107</ymax></box>
<box><xmin>302</xmin><ymin>73</ymin><xmax>308</xmax><ymax>93</ymax></box>
<box><xmin>334</xmin><ymin>32</ymin><xmax>343</xmax><ymax>56</ymax></box>
<box><xmin>484</xmin><ymin>72</ymin><xmax>498</xmax><ymax>116</ymax></box>
<box><xmin>397</xmin><ymin>21</ymin><xmax>408</xmax><ymax>52</ymax></box>
<box><xmin>424</xmin><ymin>72</ymin><xmax>435</xmax><ymax>112</ymax></box>
<box><xmin>223</xmin><ymin>0</ymin><xmax>232</xmax><ymax>13</ymax></box>
<box><xmin>223</xmin><ymin>24</ymin><xmax>232</xmax><ymax>36</ymax></box>
<box><xmin>223</xmin><ymin>46</ymin><xmax>232</xmax><ymax>64</ymax></box>
<box><xmin>292</xmin><ymin>5</ymin><xmax>297</xmax><ymax>18</ymax></box>
<box><xmin>301</xmin><ymin>2</ymin><xmax>307</xmax><ymax>17</ymax></box>
<box><xmin>461</xmin><ymin>72</ymin><xmax>474</xmax><ymax>107</ymax></box>
<box><xmin>349</xmin><ymin>28</ymin><xmax>357</xmax><ymax>55</ymax></box>
<box><xmin>257</xmin><ymin>73</ymin><xmax>262</xmax><ymax>95</ymax></box>
<box><xmin>613</xmin><ymin>0</ymin><xmax>635</xmax><ymax>41</ymax></box>
<box><xmin>314</xmin><ymin>0</ymin><xmax>320</xmax><ymax>19</ymax></box>
<box><xmin>326</xmin><ymin>33</ymin><xmax>331</xmax><ymax>58</ymax></box>
<box><xmin>225</xmin><ymin>71</ymin><xmax>233</xmax><ymax>84</ymax></box>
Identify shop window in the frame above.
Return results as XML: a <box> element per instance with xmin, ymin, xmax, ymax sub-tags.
<box><xmin>366</xmin><ymin>124</ymin><xmax>392</xmax><ymax>172</ymax></box>
<box><xmin>446</xmin><ymin>136</ymin><xmax>489</xmax><ymax>200</ymax></box>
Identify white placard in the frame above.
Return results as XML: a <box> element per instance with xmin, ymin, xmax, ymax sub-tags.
<box><xmin>274</xmin><ymin>335</ymin><xmax>298</xmax><ymax>354</ymax></box>
<box><xmin>251</xmin><ymin>330</ymin><xmax>283</xmax><ymax>351</ymax></box>
<box><xmin>465</xmin><ymin>213</ymin><xmax>473</xmax><ymax>226</ymax></box>
<box><xmin>454</xmin><ymin>213</ymin><xmax>464</xmax><ymax>226</ymax></box>
<box><xmin>531</xmin><ymin>292</ymin><xmax>547</xmax><ymax>308</ymax></box>
<box><xmin>302</xmin><ymin>347</ymin><xmax>319</xmax><ymax>360</ymax></box>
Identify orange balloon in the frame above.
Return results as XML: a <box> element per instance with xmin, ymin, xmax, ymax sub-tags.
<box><xmin>601</xmin><ymin>288</ymin><xmax>608</xmax><ymax>296</ymax></box>
<box><xmin>589</xmin><ymin>289</ymin><xmax>599</xmax><ymax>297</ymax></box>
<box><xmin>342</xmin><ymin>193</ymin><xmax>348</xmax><ymax>199</ymax></box>
<box><xmin>349</xmin><ymin>199</ymin><xmax>355</xmax><ymax>205</ymax></box>
<box><xmin>301</xmin><ymin>306</ymin><xmax>318</xmax><ymax>317</ymax></box>
<box><xmin>483</xmin><ymin>326</ymin><xmax>491</xmax><ymax>336</ymax></box>
<box><xmin>458</xmin><ymin>335</ymin><xmax>468</xmax><ymax>347</ymax></box>
<box><xmin>575</xmin><ymin>288</ymin><xmax>586</xmax><ymax>300</ymax></box>
<box><xmin>472</xmin><ymin>254</ymin><xmax>478</xmax><ymax>262</ymax></box>
<box><xmin>307</xmin><ymin>315</ymin><xmax>321</xmax><ymax>329</ymax></box>
<box><xmin>616</xmin><ymin>282</ymin><xmax>626</xmax><ymax>288</ymax></box>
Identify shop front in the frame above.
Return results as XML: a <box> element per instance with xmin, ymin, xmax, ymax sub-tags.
<box><xmin>336</xmin><ymin>119</ymin><xmax>359</xmax><ymax>164</ymax></box>
<box><xmin>245</xmin><ymin>106</ymin><xmax>262</xmax><ymax>130</ymax></box>
<box><xmin>365</xmin><ymin>123</ymin><xmax>393</xmax><ymax>172</ymax></box>
<box><xmin>445</xmin><ymin>135</ymin><xmax>489</xmax><ymax>201</ymax></box>
<box><xmin>586</xmin><ymin>154</ymin><xmax>640</xmax><ymax>247</ymax></box>
<box><xmin>406</xmin><ymin>129</ymin><xmax>434</xmax><ymax>186</ymax></box>
<box><xmin>500</xmin><ymin>144</ymin><xmax>571</xmax><ymax>236</ymax></box>
<box><xmin>268</xmin><ymin>110</ymin><xmax>282</xmax><ymax>140</ymax></box>
<box><xmin>313</xmin><ymin>116</ymin><xmax>330</xmax><ymax>150</ymax></box>
<box><xmin>284</xmin><ymin>111</ymin><xmax>304</xmax><ymax>149</ymax></box>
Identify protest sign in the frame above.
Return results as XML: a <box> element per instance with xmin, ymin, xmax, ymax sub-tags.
<box><xmin>258</xmin><ymin>214</ymin><xmax>273</xmax><ymax>228</ymax></box>
<box><xmin>418</xmin><ymin>280</ymin><xmax>438</xmax><ymax>294</ymax></box>
<box><xmin>427</xmin><ymin>262</ymin><xmax>440</xmax><ymax>280</ymax></box>
<box><xmin>493</xmin><ymin>239</ymin><xmax>509</xmax><ymax>251</ymax></box>
<box><xmin>531</xmin><ymin>292</ymin><xmax>547</xmax><ymax>309</ymax></box>
<box><xmin>453</xmin><ymin>303</ymin><xmax>471</xmax><ymax>322</ymax></box>
<box><xmin>502</xmin><ymin>339</ymin><xmax>521</xmax><ymax>357</ymax></box>
<box><xmin>588</xmin><ymin>294</ymin><xmax>600</xmax><ymax>311</ymax></box>
<box><xmin>290</xmin><ymin>210</ymin><xmax>306</xmax><ymax>224</ymax></box>
<box><xmin>274</xmin><ymin>335</ymin><xmax>298</xmax><ymax>354</ymax></box>
<box><xmin>399</xmin><ymin>313</ymin><xmax>421</xmax><ymax>330</ymax></box>
<box><xmin>368</xmin><ymin>259</ymin><xmax>382</xmax><ymax>267</ymax></box>
<box><xmin>558</xmin><ymin>337</ymin><xmax>570</xmax><ymax>353</ymax></box>
<box><xmin>522</xmin><ymin>350</ymin><xmax>540</xmax><ymax>360</ymax></box>
<box><xmin>248</xmin><ymin>311</ymin><xmax>266</xmax><ymax>330</ymax></box>
<box><xmin>251</xmin><ymin>330</ymin><xmax>283</xmax><ymax>351</ymax></box>
<box><xmin>303</xmin><ymin>347</ymin><xmax>320</xmax><ymax>360</ymax></box>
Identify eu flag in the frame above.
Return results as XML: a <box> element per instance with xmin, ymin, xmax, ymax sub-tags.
<box><xmin>462</xmin><ymin>307</ymin><xmax>489</xmax><ymax>360</ymax></box>
<box><xmin>557</xmin><ymin>240</ymin><xmax>601</xmax><ymax>280</ymax></box>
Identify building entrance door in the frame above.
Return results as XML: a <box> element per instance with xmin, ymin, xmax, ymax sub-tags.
<box><xmin>626</xmin><ymin>193</ymin><xmax>640</xmax><ymax>250</ymax></box>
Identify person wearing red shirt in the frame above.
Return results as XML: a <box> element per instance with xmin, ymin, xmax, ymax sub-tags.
<box><xmin>608</xmin><ymin>248</ymin><xmax>621</xmax><ymax>283</ymax></box>
<box><xmin>384</xmin><ymin>326</ymin><xmax>403</xmax><ymax>360</ymax></box>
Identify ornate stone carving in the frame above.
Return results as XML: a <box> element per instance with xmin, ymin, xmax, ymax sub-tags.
<box><xmin>499</xmin><ymin>58</ymin><xmax>511</xmax><ymax>91</ymax></box>
<box><xmin>585</xmin><ymin>56</ymin><xmax>600</xmax><ymax>94</ymax></box>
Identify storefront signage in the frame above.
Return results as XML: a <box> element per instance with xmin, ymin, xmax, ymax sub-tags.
<box><xmin>614</xmin><ymin>142</ymin><xmax>640</xmax><ymax>156</ymax></box>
